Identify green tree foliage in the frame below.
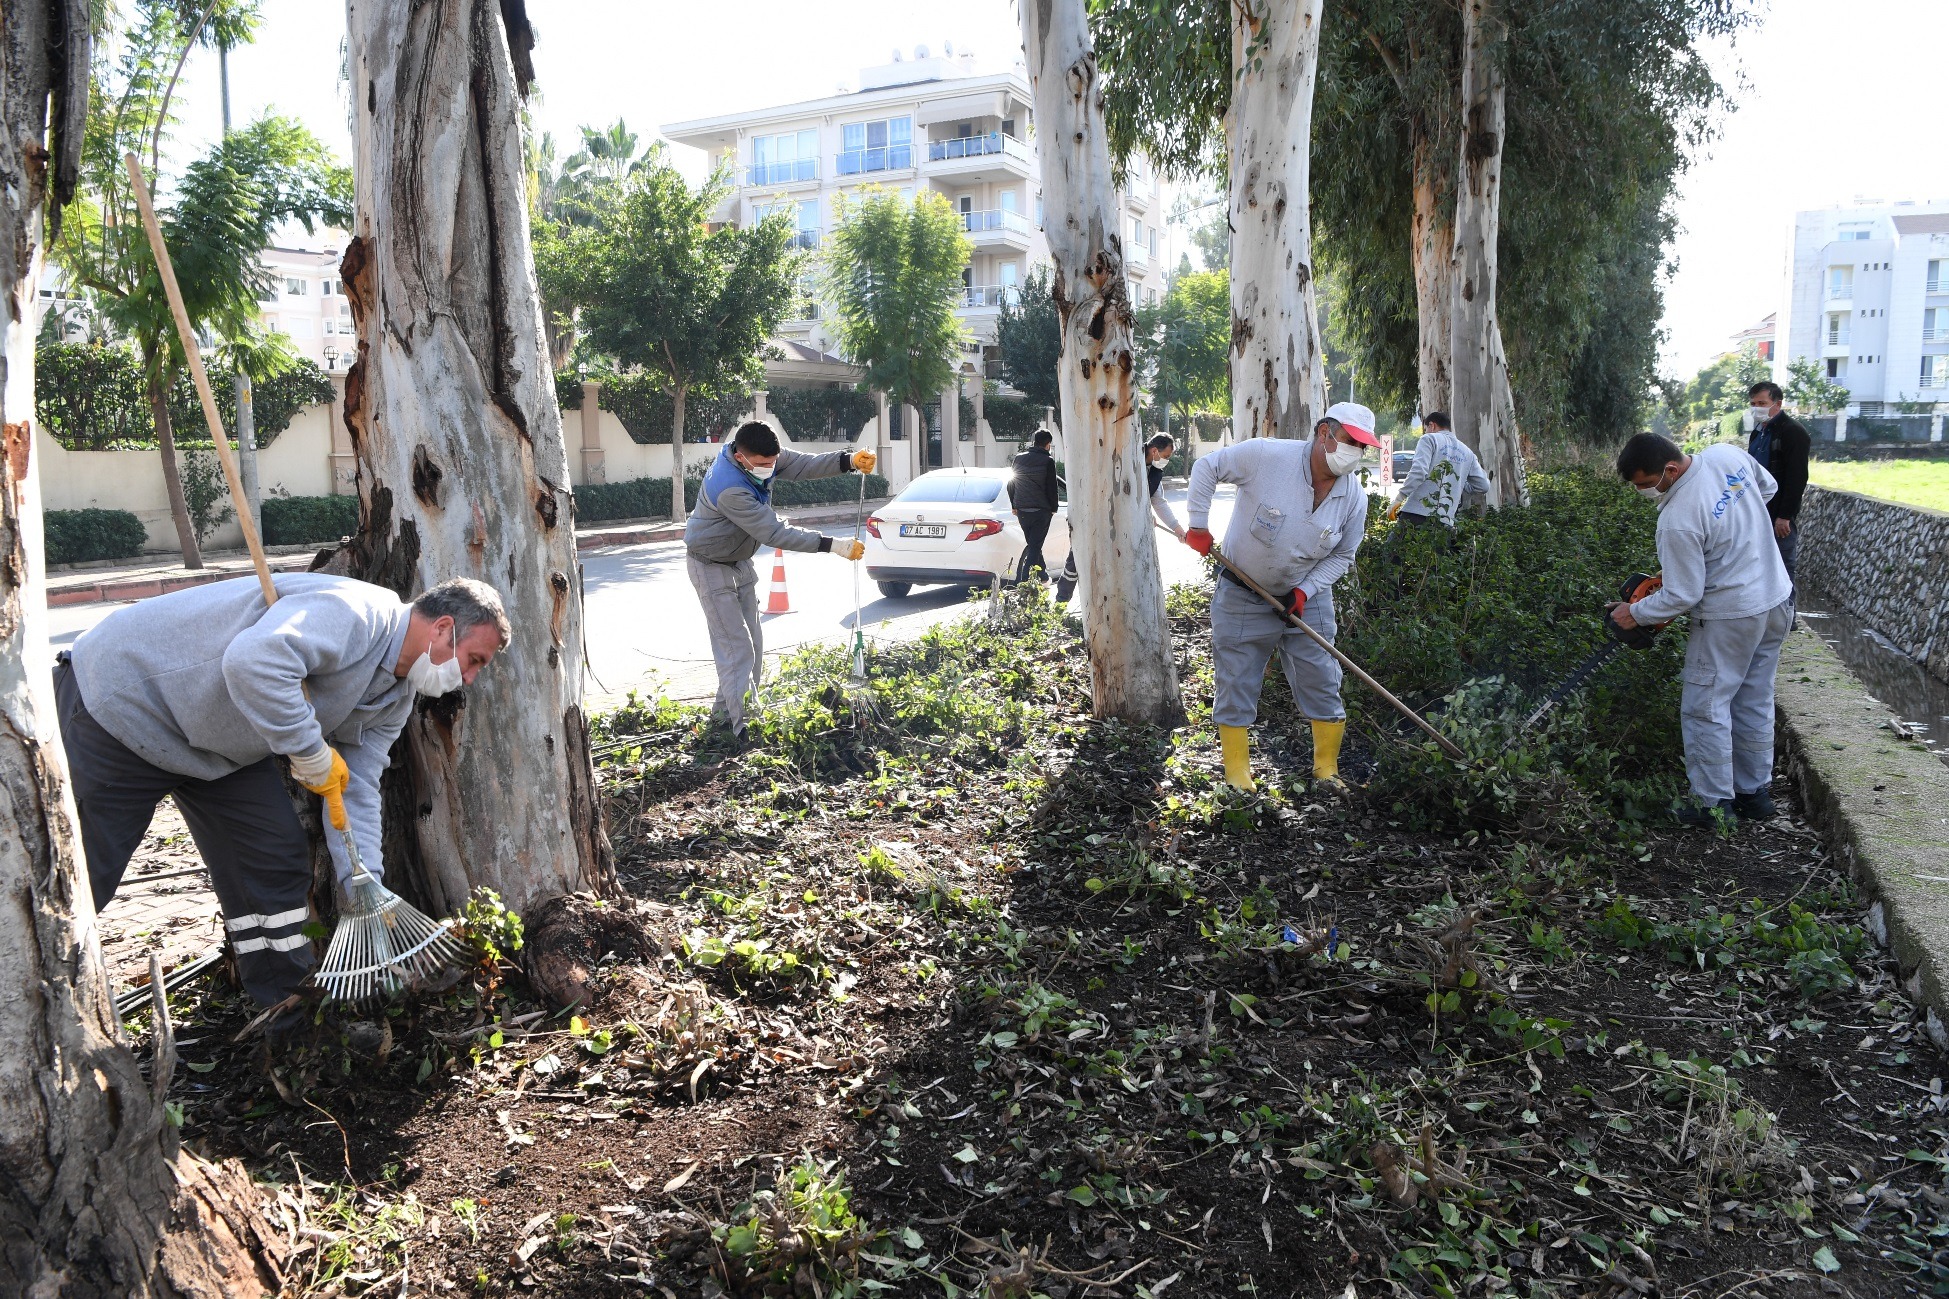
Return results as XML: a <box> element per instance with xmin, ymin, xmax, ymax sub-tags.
<box><xmin>768</xmin><ymin>387</ymin><xmax>877</xmax><ymax>440</ymax></box>
<box><xmin>529</xmin><ymin>119</ymin><xmax>660</xmax><ymax>365</ymax></box>
<box><xmin>550</xmin><ymin>154</ymin><xmax>801</xmax><ymax>447</ymax></box>
<box><xmin>36</xmin><ymin>339</ymin><xmax>333</xmax><ymax>450</ymax></box>
<box><xmin>1090</xmin><ymin>0</ymin><xmax>1230</xmax><ymax>181</ymax></box>
<box><xmin>1308</xmin><ymin>0</ymin><xmax>1744</xmax><ymax>440</ymax></box>
<box><xmin>1674</xmin><ymin>344</ymin><xmax>1771</xmax><ymax>436</ymax></box>
<box><xmin>1785</xmin><ymin>356</ymin><xmax>1850</xmax><ymax>415</ymax></box>
<box><xmin>995</xmin><ymin>265</ymin><xmax>1061</xmax><ymax>411</ymax></box>
<box><xmin>1136</xmin><ymin>268</ymin><xmax>1230</xmax><ymax>418</ymax></box>
<box><xmin>817</xmin><ymin>187</ymin><xmax>972</xmax><ymax>413</ymax></box>
<box><xmin>1189</xmin><ymin>209</ymin><xmax>1228</xmax><ymax>271</ymax></box>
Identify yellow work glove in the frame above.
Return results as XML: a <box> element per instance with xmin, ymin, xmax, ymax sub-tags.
<box><xmin>1387</xmin><ymin>500</ymin><xmax>1402</xmax><ymax>521</ymax></box>
<box><xmin>851</xmin><ymin>449</ymin><xmax>878</xmax><ymax>474</ymax></box>
<box><xmin>837</xmin><ymin>539</ymin><xmax>866</xmax><ymax>562</ymax></box>
<box><xmin>292</xmin><ymin>745</ymin><xmax>350</xmax><ymax>830</ymax></box>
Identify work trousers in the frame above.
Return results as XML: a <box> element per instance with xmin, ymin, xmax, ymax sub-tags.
<box><xmin>688</xmin><ymin>553</ymin><xmax>763</xmax><ymax>734</ymax></box>
<box><xmin>1210</xmin><ymin>576</ymin><xmax>1344</xmax><ymax>727</ymax></box>
<box><xmin>1017</xmin><ymin>509</ymin><xmax>1053</xmax><ymax>577</ymax></box>
<box><xmin>1776</xmin><ymin>523</ymin><xmax>1799</xmax><ymax>584</ymax></box>
<box><xmin>1679</xmin><ymin>599</ymin><xmax>1793</xmax><ymax>804</ymax></box>
<box><xmin>54</xmin><ymin>658</ymin><xmax>314</xmax><ymax>1007</ymax></box>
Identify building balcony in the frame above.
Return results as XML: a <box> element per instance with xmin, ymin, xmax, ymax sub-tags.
<box><xmin>959</xmin><ymin>284</ymin><xmax>1021</xmax><ymax>311</ymax></box>
<box><xmin>924</xmin><ymin>132</ymin><xmax>1031</xmax><ymax>180</ymax></box>
<box><xmin>835</xmin><ymin>145</ymin><xmax>915</xmax><ymax>177</ymax></box>
<box><xmin>746</xmin><ymin>159</ymin><xmax>819</xmax><ymax>188</ymax></box>
<box><xmin>788</xmin><ymin>229</ymin><xmax>821</xmax><ymax>251</ymax></box>
<box><xmin>1127</xmin><ymin>242</ymin><xmax>1151</xmax><ymax>269</ymax></box>
<box><xmin>962</xmin><ymin>208</ymin><xmax>1034</xmax><ymax>248</ymax></box>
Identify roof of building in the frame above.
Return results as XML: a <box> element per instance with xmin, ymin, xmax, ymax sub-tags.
<box><xmin>662</xmin><ymin>68</ymin><xmax>1029</xmax><ymax>150</ymax></box>
<box><xmin>1892</xmin><ymin>212</ymin><xmax>1949</xmax><ymax>237</ymax></box>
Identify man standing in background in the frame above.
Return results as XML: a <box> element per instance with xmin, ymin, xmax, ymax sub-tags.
<box><xmin>1009</xmin><ymin>429</ymin><xmax>1062</xmax><ymax>577</ymax></box>
<box><xmin>1389</xmin><ymin>411</ymin><xmax>1490</xmax><ymax>529</ymax></box>
<box><xmin>1745</xmin><ymin>381</ymin><xmax>1810</xmax><ymax>581</ymax></box>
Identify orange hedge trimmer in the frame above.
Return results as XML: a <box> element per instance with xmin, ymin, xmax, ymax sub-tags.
<box><xmin>1519</xmin><ymin>572</ymin><xmax>1670</xmax><ymax>732</ymax></box>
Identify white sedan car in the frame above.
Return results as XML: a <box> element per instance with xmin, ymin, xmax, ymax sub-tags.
<box><xmin>864</xmin><ymin>467</ymin><xmax>1072</xmax><ymax>599</ymax></box>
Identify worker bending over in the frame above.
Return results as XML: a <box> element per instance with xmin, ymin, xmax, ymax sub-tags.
<box><xmin>1186</xmin><ymin>401</ymin><xmax>1379</xmax><ymax>790</ymax></box>
<box><xmin>1612</xmin><ymin>432</ymin><xmax>1792</xmax><ymax>827</ymax></box>
<box><xmin>56</xmin><ymin>575</ymin><xmax>509</xmax><ymax>1010</ymax></box>
<box><xmin>1146</xmin><ymin>433</ymin><xmax>1186</xmax><ymax>538</ymax></box>
<box><xmin>1390</xmin><ymin>411</ymin><xmax>1489</xmax><ymax>528</ymax></box>
<box><xmin>686</xmin><ymin>420</ymin><xmax>875</xmax><ymax>738</ymax></box>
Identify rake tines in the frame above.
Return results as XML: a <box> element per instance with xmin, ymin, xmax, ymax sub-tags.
<box><xmin>313</xmin><ymin>833</ymin><xmax>468</xmax><ymax>1005</ymax></box>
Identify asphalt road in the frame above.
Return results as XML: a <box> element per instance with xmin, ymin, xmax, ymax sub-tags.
<box><xmin>46</xmin><ymin>485</ymin><xmax>1236</xmax><ymax>709</ymax></box>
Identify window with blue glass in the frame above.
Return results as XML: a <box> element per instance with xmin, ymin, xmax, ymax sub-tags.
<box><xmin>838</xmin><ymin>116</ymin><xmax>912</xmax><ymax>175</ymax></box>
<box><xmin>750</xmin><ymin>129</ymin><xmax>818</xmax><ymax>186</ymax></box>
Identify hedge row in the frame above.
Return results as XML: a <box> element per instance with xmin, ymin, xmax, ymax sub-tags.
<box><xmin>35</xmin><ymin>341</ymin><xmax>335</xmax><ymax>452</ymax></box>
<box><xmin>575</xmin><ymin>472</ymin><xmax>890</xmax><ymax>525</ymax></box>
<box><xmin>263</xmin><ymin>495</ymin><xmax>359</xmax><ymax>546</ymax></box>
<box><xmin>46</xmin><ymin>508</ymin><xmax>147</xmax><ymax>565</ymax></box>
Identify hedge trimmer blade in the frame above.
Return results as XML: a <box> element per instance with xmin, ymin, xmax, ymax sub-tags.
<box><xmin>1521</xmin><ymin>642</ymin><xmax>1622</xmax><ymax>732</ymax></box>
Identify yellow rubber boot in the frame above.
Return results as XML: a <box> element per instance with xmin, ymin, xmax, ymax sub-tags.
<box><xmin>1218</xmin><ymin>724</ymin><xmax>1256</xmax><ymax>791</ymax></box>
<box><xmin>1311</xmin><ymin>718</ymin><xmax>1347</xmax><ymax>787</ymax></box>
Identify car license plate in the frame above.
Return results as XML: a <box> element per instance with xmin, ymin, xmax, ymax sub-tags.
<box><xmin>900</xmin><ymin>524</ymin><xmax>948</xmax><ymax>538</ymax></box>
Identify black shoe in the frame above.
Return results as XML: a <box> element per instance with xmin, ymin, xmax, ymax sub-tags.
<box><xmin>1674</xmin><ymin>799</ymin><xmax>1738</xmax><ymax>830</ymax></box>
<box><xmin>1731</xmin><ymin>790</ymin><xmax>1776</xmax><ymax>821</ymax></box>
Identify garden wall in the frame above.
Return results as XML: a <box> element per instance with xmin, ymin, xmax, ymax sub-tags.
<box><xmin>1799</xmin><ymin>484</ymin><xmax>1949</xmax><ymax>683</ymax></box>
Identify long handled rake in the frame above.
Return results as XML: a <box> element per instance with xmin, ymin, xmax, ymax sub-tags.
<box><xmin>125</xmin><ymin>152</ymin><xmax>467</xmax><ymax>1005</ymax></box>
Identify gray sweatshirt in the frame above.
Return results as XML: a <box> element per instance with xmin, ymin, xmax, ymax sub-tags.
<box><xmin>1629</xmin><ymin>442</ymin><xmax>1791</xmax><ymax>625</ymax></box>
<box><xmin>683</xmin><ymin>444</ymin><xmax>856</xmax><ymax>565</ymax></box>
<box><xmin>71</xmin><ymin>574</ymin><xmax>413</xmax><ymax>883</ymax></box>
<box><xmin>1396</xmin><ymin>430</ymin><xmax>1491</xmax><ymax>525</ymax></box>
<box><xmin>1188</xmin><ymin>437</ymin><xmax>1368</xmax><ymax>598</ymax></box>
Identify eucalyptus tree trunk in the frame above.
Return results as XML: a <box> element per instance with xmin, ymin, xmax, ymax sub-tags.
<box><xmin>1020</xmin><ymin>0</ymin><xmax>1182</xmax><ymax>726</ymax></box>
<box><xmin>1411</xmin><ymin>133</ymin><xmax>1454</xmax><ymax>417</ymax></box>
<box><xmin>2</xmin><ymin>5</ymin><xmax>278</xmax><ymax>1292</ymax></box>
<box><xmin>1228</xmin><ymin>0</ymin><xmax>1328</xmax><ymax>440</ymax></box>
<box><xmin>339</xmin><ymin>0</ymin><xmax>615</xmax><ymax>934</ymax></box>
<box><xmin>670</xmin><ymin>384</ymin><xmax>688</xmax><ymax>522</ymax></box>
<box><xmin>145</xmin><ymin>360</ymin><xmax>203</xmax><ymax>566</ymax></box>
<box><xmin>1447</xmin><ymin>0</ymin><xmax>1528</xmax><ymax>505</ymax></box>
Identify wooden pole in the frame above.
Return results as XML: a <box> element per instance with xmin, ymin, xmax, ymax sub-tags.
<box><xmin>1167</xmin><ymin>524</ymin><xmax>1467</xmax><ymax>761</ymax></box>
<box><xmin>123</xmin><ymin>152</ymin><xmax>277</xmax><ymax>607</ymax></box>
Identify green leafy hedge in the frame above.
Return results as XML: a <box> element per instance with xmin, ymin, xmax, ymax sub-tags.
<box><xmin>34</xmin><ymin>340</ymin><xmax>335</xmax><ymax>451</ymax></box>
<box><xmin>595</xmin><ymin>373</ymin><xmax>753</xmax><ymax>445</ymax></box>
<box><xmin>46</xmin><ymin>508</ymin><xmax>146</xmax><ymax>565</ymax></box>
<box><xmin>983</xmin><ymin>394</ymin><xmax>1045</xmax><ymax>441</ymax></box>
<box><xmin>263</xmin><ymin>495</ymin><xmax>359</xmax><ymax>545</ymax></box>
<box><xmin>576</xmin><ymin>472</ymin><xmax>890</xmax><ymax>525</ymax></box>
<box><xmin>769</xmin><ymin>387</ymin><xmax>876</xmax><ymax>440</ymax></box>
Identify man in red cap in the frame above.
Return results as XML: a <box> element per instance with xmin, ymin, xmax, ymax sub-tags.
<box><xmin>1185</xmin><ymin>401</ymin><xmax>1379</xmax><ymax>790</ymax></box>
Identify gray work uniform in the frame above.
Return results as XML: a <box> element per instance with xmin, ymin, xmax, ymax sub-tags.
<box><xmin>1628</xmin><ymin>443</ymin><xmax>1793</xmax><ymax>805</ymax></box>
<box><xmin>684</xmin><ymin>443</ymin><xmax>856</xmax><ymax>733</ymax></box>
<box><xmin>63</xmin><ymin>574</ymin><xmax>415</xmax><ymax>1006</ymax></box>
<box><xmin>1396</xmin><ymin>429</ymin><xmax>1490</xmax><ymax>526</ymax></box>
<box><xmin>1188</xmin><ymin>438</ymin><xmax>1368</xmax><ymax>726</ymax></box>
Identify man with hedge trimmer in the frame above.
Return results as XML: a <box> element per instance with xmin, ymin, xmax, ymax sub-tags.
<box><xmin>1611</xmin><ymin>432</ymin><xmax>1793</xmax><ymax>827</ymax></box>
<box><xmin>55</xmin><ymin>575</ymin><xmax>509</xmax><ymax>1015</ymax></box>
<box><xmin>685</xmin><ymin>420</ymin><xmax>876</xmax><ymax>741</ymax></box>
<box><xmin>1183</xmin><ymin>402</ymin><xmax>1381</xmax><ymax>792</ymax></box>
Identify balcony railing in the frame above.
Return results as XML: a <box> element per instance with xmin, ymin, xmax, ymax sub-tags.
<box><xmin>1827</xmin><ymin>284</ymin><xmax>1852</xmax><ymax>300</ymax></box>
<box><xmin>1127</xmin><ymin>242</ymin><xmax>1151</xmax><ymax>266</ymax></box>
<box><xmin>962</xmin><ymin>209</ymin><xmax>1033</xmax><ymax>236</ymax></box>
<box><xmin>747</xmin><ymin>159</ymin><xmax>818</xmax><ymax>187</ymax></box>
<box><xmin>927</xmin><ymin>133</ymin><xmax>1030</xmax><ymax>165</ymax></box>
<box><xmin>1930</xmin><ymin>277</ymin><xmax>1948</xmax><ymax>295</ymax></box>
<box><xmin>835</xmin><ymin>145</ymin><xmax>914</xmax><ymax>176</ymax></box>
<box><xmin>962</xmin><ymin>284</ymin><xmax>1020</xmax><ymax>309</ymax></box>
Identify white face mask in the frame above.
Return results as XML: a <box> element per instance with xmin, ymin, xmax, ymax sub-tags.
<box><xmin>406</xmin><ymin>624</ymin><xmax>464</xmax><ymax>697</ymax></box>
<box><xmin>1745</xmin><ymin>406</ymin><xmax>1772</xmax><ymax>432</ymax></box>
<box><xmin>1635</xmin><ymin>466</ymin><xmax>1674</xmax><ymax>502</ymax></box>
<box><xmin>739</xmin><ymin>455</ymin><xmax>775</xmax><ymax>482</ymax></box>
<box><xmin>1323</xmin><ymin>440</ymin><xmax>1364</xmax><ymax>477</ymax></box>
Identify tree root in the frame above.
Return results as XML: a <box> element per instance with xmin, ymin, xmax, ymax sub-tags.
<box><xmin>522</xmin><ymin>891</ymin><xmax>666</xmax><ymax>1010</ymax></box>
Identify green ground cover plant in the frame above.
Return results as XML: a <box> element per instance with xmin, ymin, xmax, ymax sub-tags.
<box><xmin>1809</xmin><ymin>458</ymin><xmax>1949</xmax><ymax>513</ymax></box>
<box><xmin>136</xmin><ymin>470</ymin><xmax>1947</xmax><ymax>1298</ymax></box>
<box><xmin>45</xmin><ymin>507</ymin><xmax>147</xmax><ymax>564</ymax></box>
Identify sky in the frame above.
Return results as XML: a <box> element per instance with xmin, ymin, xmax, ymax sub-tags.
<box><xmin>164</xmin><ymin>0</ymin><xmax>1949</xmax><ymax>384</ymax></box>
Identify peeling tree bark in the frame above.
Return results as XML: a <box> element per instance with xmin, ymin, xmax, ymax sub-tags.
<box><xmin>1</xmin><ymin>5</ymin><xmax>281</xmax><ymax>1293</ymax></box>
<box><xmin>1019</xmin><ymin>0</ymin><xmax>1182</xmax><ymax>726</ymax></box>
<box><xmin>1228</xmin><ymin>0</ymin><xmax>1327</xmax><ymax>441</ymax></box>
<box><xmin>340</xmin><ymin>0</ymin><xmax>614</xmax><ymax>931</ymax></box>
<box><xmin>1410</xmin><ymin>135</ymin><xmax>1454</xmax><ymax>418</ymax></box>
<box><xmin>1447</xmin><ymin>0</ymin><xmax>1527</xmax><ymax>506</ymax></box>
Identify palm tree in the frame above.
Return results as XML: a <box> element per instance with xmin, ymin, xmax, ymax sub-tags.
<box><xmin>212</xmin><ymin>323</ymin><xmax>301</xmax><ymax>539</ymax></box>
<box><xmin>53</xmin><ymin>5</ymin><xmax>349</xmax><ymax>565</ymax></box>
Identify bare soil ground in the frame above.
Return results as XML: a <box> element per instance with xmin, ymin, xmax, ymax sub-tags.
<box><xmin>139</xmin><ymin>591</ymin><xmax>1949</xmax><ymax>1298</ymax></box>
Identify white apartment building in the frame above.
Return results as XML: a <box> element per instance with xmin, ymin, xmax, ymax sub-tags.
<box><xmin>1776</xmin><ymin>199</ymin><xmax>1949</xmax><ymax>414</ymax></box>
<box><xmin>661</xmin><ymin>46</ymin><xmax>1167</xmax><ymax>378</ymax></box>
<box><xmin>258</xmin><ymin>234</ymin><xmax>356</xmax><ymax>373</ymax></box>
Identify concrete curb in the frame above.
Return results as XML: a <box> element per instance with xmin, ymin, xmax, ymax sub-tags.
<box><xmin>48</xmin><ymin>555</ymin><xmax>317</xmax><ymax>606</ymax></box>
<box><xmin>1776</xmin><ymin>621</ymin><xmax>1949</xmax><ymax>1033</ymax></box>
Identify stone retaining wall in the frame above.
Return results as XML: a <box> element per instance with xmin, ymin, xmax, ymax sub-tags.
<box><xmin>1799</xmin><ymin>485</ymin><xmax>1949</xmax><ymax>682</ymax></box>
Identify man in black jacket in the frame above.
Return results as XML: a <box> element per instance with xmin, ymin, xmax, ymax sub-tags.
<box><xmin>1747</xmin><ymin>381</ymin><xmax>1811</xmax><ymax>580</ymax></box>
<box><xmin>1009</xmin><ymin>429</ymin><xmax>1062</xmax><ymax>577</ymax></box>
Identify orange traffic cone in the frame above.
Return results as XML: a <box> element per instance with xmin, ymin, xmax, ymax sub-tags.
<box><xmin>765</xmin><ymin>547</ymin><xmax>793</xmax><ymax>613</ymax></box>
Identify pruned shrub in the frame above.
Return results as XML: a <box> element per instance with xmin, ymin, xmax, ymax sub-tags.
<box><xmin>263</xmin><ymin>494</ymin><xmax>359</xmax><ymax>546</ymax></box>
<box><xmin>770</xmin><ymin>387</ymin><xmax>875</xmax><ymax>441</ymax></box>
<box><xmin>45</xmin><ymin>508</ymin><xmax>147</xmax><ymax>565</ymax></box>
